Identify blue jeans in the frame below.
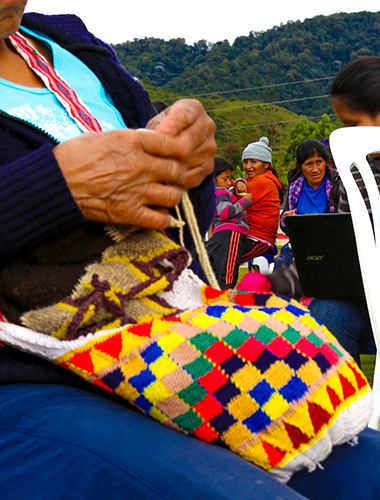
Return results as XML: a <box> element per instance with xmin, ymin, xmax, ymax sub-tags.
<box><xmin>0</xmin><ymin>383</ymin><xmax>379</xmax><ymax>500</ymax></box>
<box><xmin>274</xmin><ymin>242</ymin><xmax>294</xmax><ymax>270</ymax></box>
<box><xmin>309</xmin><ymin>297</ymin><xmax>375</xmax><ymax>366</ymax></box>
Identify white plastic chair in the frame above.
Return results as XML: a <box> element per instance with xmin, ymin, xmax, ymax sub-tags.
<box><xmin>329</xmin><ymin>126</ymin><xmax>380</xmax><ymax>429</ymax></box>
<box><xmin>248</xmin><ymin>246</ymin><xmax>277</xmax><ymax>275</ymax></box>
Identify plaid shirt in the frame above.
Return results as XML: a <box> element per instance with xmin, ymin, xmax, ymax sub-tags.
<box><xmin>338</xmin><ymin>156</ymin><xmax>380</xmax><ymax>213</ymax></box>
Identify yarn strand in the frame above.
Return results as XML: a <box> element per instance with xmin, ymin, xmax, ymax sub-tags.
<box><xmin>180</xmin><ymin>191</ymin><xmax>220</xmax><ymax>289</ymax></box>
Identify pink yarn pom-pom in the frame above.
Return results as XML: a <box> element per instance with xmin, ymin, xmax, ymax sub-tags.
<box><xmin>236</xmin><ymin>271</ymin><xmax>271</xmax><ymax>292</ymax></box>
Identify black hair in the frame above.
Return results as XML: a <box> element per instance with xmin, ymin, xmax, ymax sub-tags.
<box><xmin>330</xmin><ymin>56</ymin><xmax>380</xmax><ymax>116</ymax></box>
<box><xmin>213</xmin><ymin>157</ymin><xmax>233</xmax><ymax>177</ymax></box>
<box><xmin>295</xmin><ymin>139</ymin><xmax>332</xmax><ymax>172</ymax></box>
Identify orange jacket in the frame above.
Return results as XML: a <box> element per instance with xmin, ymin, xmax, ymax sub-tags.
<box><xmin>246</xmin><ymin>170</ymin><xmax>282</xmax><ymax>245</ymax></box>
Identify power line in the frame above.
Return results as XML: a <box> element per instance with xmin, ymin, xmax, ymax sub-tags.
<box><xmin>176</xmin><ymin>76</ymin><xmax>334</xmax><ymax>99</ymax></box>
<box><xmin>206</xmin><ymin>94</ymin><xmax>330</xmax><ymax>113</ymax></box>
<box><xmin>152</xmin><ymin>75</ymin><xmax>334</xmax><ymax>101</ymax></box>
<box><xmin>215</xmin><ymin>113</ymin><xmax>336</xmax><ymax>134</ymax></box>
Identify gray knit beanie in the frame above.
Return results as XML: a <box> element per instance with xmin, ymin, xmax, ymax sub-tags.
<box><xmin>242</xmin><ymin>136</ymin><xmax>272</xmax><ymax>163</ymax></box>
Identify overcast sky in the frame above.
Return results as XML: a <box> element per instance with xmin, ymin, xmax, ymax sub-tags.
<box><xmin>25</xmin><ymin>0</ymin><xmax>380</xmax><ymax>45</ymax></box>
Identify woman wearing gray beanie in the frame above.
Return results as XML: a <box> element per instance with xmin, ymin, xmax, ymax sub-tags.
<box><xmin>235</xmin><ymin>137</ymin><xmax>284</xmax><ymax>262</ymax></box>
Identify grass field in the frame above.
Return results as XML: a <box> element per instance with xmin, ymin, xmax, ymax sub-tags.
<box><xmin>237</xmin><ymin>266</ymin><xmax>376</xmax><ymax>386</ymax></box>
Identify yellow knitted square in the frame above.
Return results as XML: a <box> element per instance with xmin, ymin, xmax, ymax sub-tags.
<box><xmin>220</xmin><ymin>307</ymin><xmax>245</xmax><ymax>324</ymax></box>
<box><xmin>247</xmin><ymin>309</ymin><xmax>269</xmax><ymax>322</ymax></box>
<box><xmin>156</xmin><ymin>330</ymin><xmax>184</xmax><ymax>352</ymax></box>
<box><xmin>120</xmin><ymin>354</ymin><xmax>147</xmax><ymax>378</ymax></box>
<box><xmin>273</xmin><ymin>309</ymin><xmax>300</xmax><ymax>325</ymax></box>
<box><xmin>264</xmin><ymin>360</ymin><xmax>294</xmax><ymax>389</ymax></box>
<box><xmin>117</xmin><ymin>380</ymin><xmax>140</xmax><ymax>401</ymax></box>
<box><xmin>149</xmin><ymin>406</ymin><xmax>169</xmax><ymax>423</ymax></box>
<box><xmin>297</xmin><ymin>359</ymin><xmax>322</xmax><ymax>386</ymax></box>
<box><xmin>298</xmin><ymin>313</ymin><xmax>321</xmax><ymax>329</ymax></box>
<box><xmin>150</xmin><ymin>355</ymin><xmax>178</xmax><ymax>379</ymax></box>
<box><xmin>143</xmin><ymin>380</ymin><xmax>173</xmax><ymax>405</ymax></box>
<box><xmin>262</xmin><ymin>393</ymin><xmax>290</xmax><ymax>421</ymax></box>
<box><xmin>227</xmin><ymin>393</ymin><xmax>260</xmax><ymax>421</ymax></box>
<box><xmin>190</xmin><ymin>312</ymin><xmax>220</xmax><ymax>329</ymax></box>
<box><xmin>231</xmin><ymin>364</ymin><xmax>263</xmax><ymax>392</ymax></box>
<box><xmin>222</xmin><ymin>421</ymin><xmax>254</xmax><ymax>450</ymax></box>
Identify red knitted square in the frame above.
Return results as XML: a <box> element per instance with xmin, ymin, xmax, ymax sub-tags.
<box><xmin>193</xmin><ymin>422</ymin><xmax>219</xmax><ymax>443</ymax></box>
<box><xmin>236</xmin><ymin>336</ymin><xmax>265</xmax><ymax>362</ymax></box>
<box><xmin>320</xmin><ymin>343</ymin><xmax>341</xmax><ymax>365</ymax></box>
<box><xmin>267</xmin><ymin>336</ymin><xmax>293</xmax><ymax>359</ymax></box>
<box><xmin>204</xmin><ymin>340</ymin><xmax>234</xmax><ymax>364</ymax></box>
<box><xmin>198</xmin><ymin>366</ymin><xmax>229</xmax><ymax>393</ymax></box>
<box><xmin>194</xmin><ymin>393</ymin><xmax>224</xmax><ymax>422</ymax></box>
<box><xmin>295</xmin><ymin>337</ymin><xmax>320</xmax><ymax>358</ymax></box>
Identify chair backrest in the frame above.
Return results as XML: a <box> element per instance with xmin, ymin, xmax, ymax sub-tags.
<box><xmin>329</xmin><ymin>126</ymin><xmax>380</xmax><ymax>428</ymax></box>
<box><xmin>329</xmin><ymin>127</ymin><xmax>380</xmax><ymax>345</ymax></box>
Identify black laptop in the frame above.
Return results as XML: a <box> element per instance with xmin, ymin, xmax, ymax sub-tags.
<box><xmin>284</xmin><ymin>213</ymin><xmax>365</xmax><ymax>298</ymax></box>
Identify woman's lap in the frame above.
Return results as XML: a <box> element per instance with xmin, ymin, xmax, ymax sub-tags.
<box><xmin>0</xmin><ymin>383</ymin><xmax>307</xmax><ymax>500</ymax></box>
<box><xmin>0</xmin><ymin>383</ymin><xmax>378</xmax><ymax>500</ymax></box>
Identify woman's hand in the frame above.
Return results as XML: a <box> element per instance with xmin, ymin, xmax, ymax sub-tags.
<box><xmin>235</xmin><ymin>180</ymin><xmax>247</xmax><ymax>193</ymax></box>
<box><xmin>283</xmin><ymin>209</ymin><xmax>298</xmax><ymax>217</ymax></box>
<box><xmin>53</xmin><ymin>128</ymin><xmax>187</xmax><ymax>229</ymax></box>
<box><xmin>147</xmin><ymin>99</ymin><xmax>216</xmax><ymax>189</ymax></box>
<box><xmin>53</xmin><ymin>99</ymin><xmax>216</xmax><ymax>230</ymax></box>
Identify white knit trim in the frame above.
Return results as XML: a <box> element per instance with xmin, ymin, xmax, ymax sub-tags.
<box><xmin>159</xmin><ymin>268</ymin><xmax>205</xmax><ymax>311</ymax></box>
<box><xmin>271</xmin><ymin>389</ymin><xmax>373</xmax><ymax>483</ymax></box>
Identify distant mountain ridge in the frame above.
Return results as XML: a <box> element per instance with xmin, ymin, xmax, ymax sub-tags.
<box><xmin>114</xmin><ymin>11</ymin><xmax>380</xmax><ymax>116</ymax></box>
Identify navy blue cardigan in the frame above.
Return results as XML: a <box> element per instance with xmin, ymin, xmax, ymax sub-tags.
<box><xmin>0</xmin><ymin>13</ymin><xmax>215</xmax><ymax>385</ymax></box>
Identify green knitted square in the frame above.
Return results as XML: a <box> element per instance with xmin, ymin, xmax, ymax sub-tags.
<box><xmin>179</xmin><ymin>381</ymin><xmax>208</xmax><ymax>407</ymax></box>
<box><xmin>255</xmin><ymin>326</ymin><xmax>278</xmax><ymax>345</ymax></box>
<box><xmin>189</xmin><ymin>332</ymin><xmax>217</xmax><ymax>353</ymax></box>
<box><xmin>173</xmin><ymin>409</ymin><xmax>204</xmax><ymax>432</ymax></box>
<box><xmin>223</xmin><ymin>328</ymin><xmax>250</xmax><ymax>349</ymax></box>
<box><xmin>184</xmin><ymin>357</ymin><xmax>213</xmax><ymax>378</ymax></box>
<box><xmin>282</xmin><ymin>327</ymin><xmax>301</xmax><ymax>345</ymax></box>
<box><xmin>307</xmin><ymin>332</ymin><xmax>324</xmax><ymax>347</ymax></box>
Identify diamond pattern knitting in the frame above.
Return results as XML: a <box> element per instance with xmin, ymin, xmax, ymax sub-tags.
<box><xmin>45</xmin><ymin>288</ymin><xmax>371</xmax><ymax>483</ymax></box>
<box><xmin>0</xmin><ymin>228</ymin><xmax>371</xmax><ymax>482</ymax></box>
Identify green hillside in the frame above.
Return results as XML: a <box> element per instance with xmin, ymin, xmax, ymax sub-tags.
<box><xmin>114</xmin><ymin>11</ymin><xmax>380</xmax><ymax>118</ymax></box>
<box><xmin>116</xmin><ymin>11</ymin><xmax>375</xmax><ymax>176</ymax></box>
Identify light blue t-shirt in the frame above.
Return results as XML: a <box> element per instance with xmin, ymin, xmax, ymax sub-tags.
<box><xmin>0</xmin><ymin>27</ymin><xmax>127</xmax><ymax>142</ymax></box>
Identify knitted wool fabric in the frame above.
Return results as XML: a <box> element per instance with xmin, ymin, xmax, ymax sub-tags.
<box><xmin>0</xmin><ymin>286</ymin><xmax>372</xmax><ymax>483</ymax></box>
<box><xmin>20</xmin><ymin>228</ymin><xmax>190</xmax><ymax>340</ymax></box>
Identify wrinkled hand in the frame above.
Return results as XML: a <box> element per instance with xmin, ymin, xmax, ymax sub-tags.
<box><xmin>53</xmin><ymin>99</ymin><xmax>216</xmax><ymax>230</ymax></box>
<box><xmin>54</xmin><ymin>129</ymin><xmax>191</xmax><ymax>229</ymax></box>
<box><xmin>147</xmin><ymin>99</ymin><xmax>216</xmax><ymax>189</ymax></box>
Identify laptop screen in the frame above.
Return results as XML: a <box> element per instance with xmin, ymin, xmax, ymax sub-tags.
<box><xmin>285</xmin><ymin>213</ymin><xmax>365</xmax><ymax>298</ymax></box>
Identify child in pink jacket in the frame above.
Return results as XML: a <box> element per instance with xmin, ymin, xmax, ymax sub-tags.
<box><xmin>207</xmin><ymin>158</ymin><xmax>252</xmax><ymax>289</ymax></box>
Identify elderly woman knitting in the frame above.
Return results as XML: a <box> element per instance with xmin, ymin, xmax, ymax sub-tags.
<box><xmin>0</xmin><ymin>4</ymin><xmax>379</xmax><ymax>500</ymax></box>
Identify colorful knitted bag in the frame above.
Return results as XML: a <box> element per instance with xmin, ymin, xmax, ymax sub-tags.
<box><xmin>0</xmin><ymin>228</ymin><xmax>372</xmax><ymax>483</ymax></box>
